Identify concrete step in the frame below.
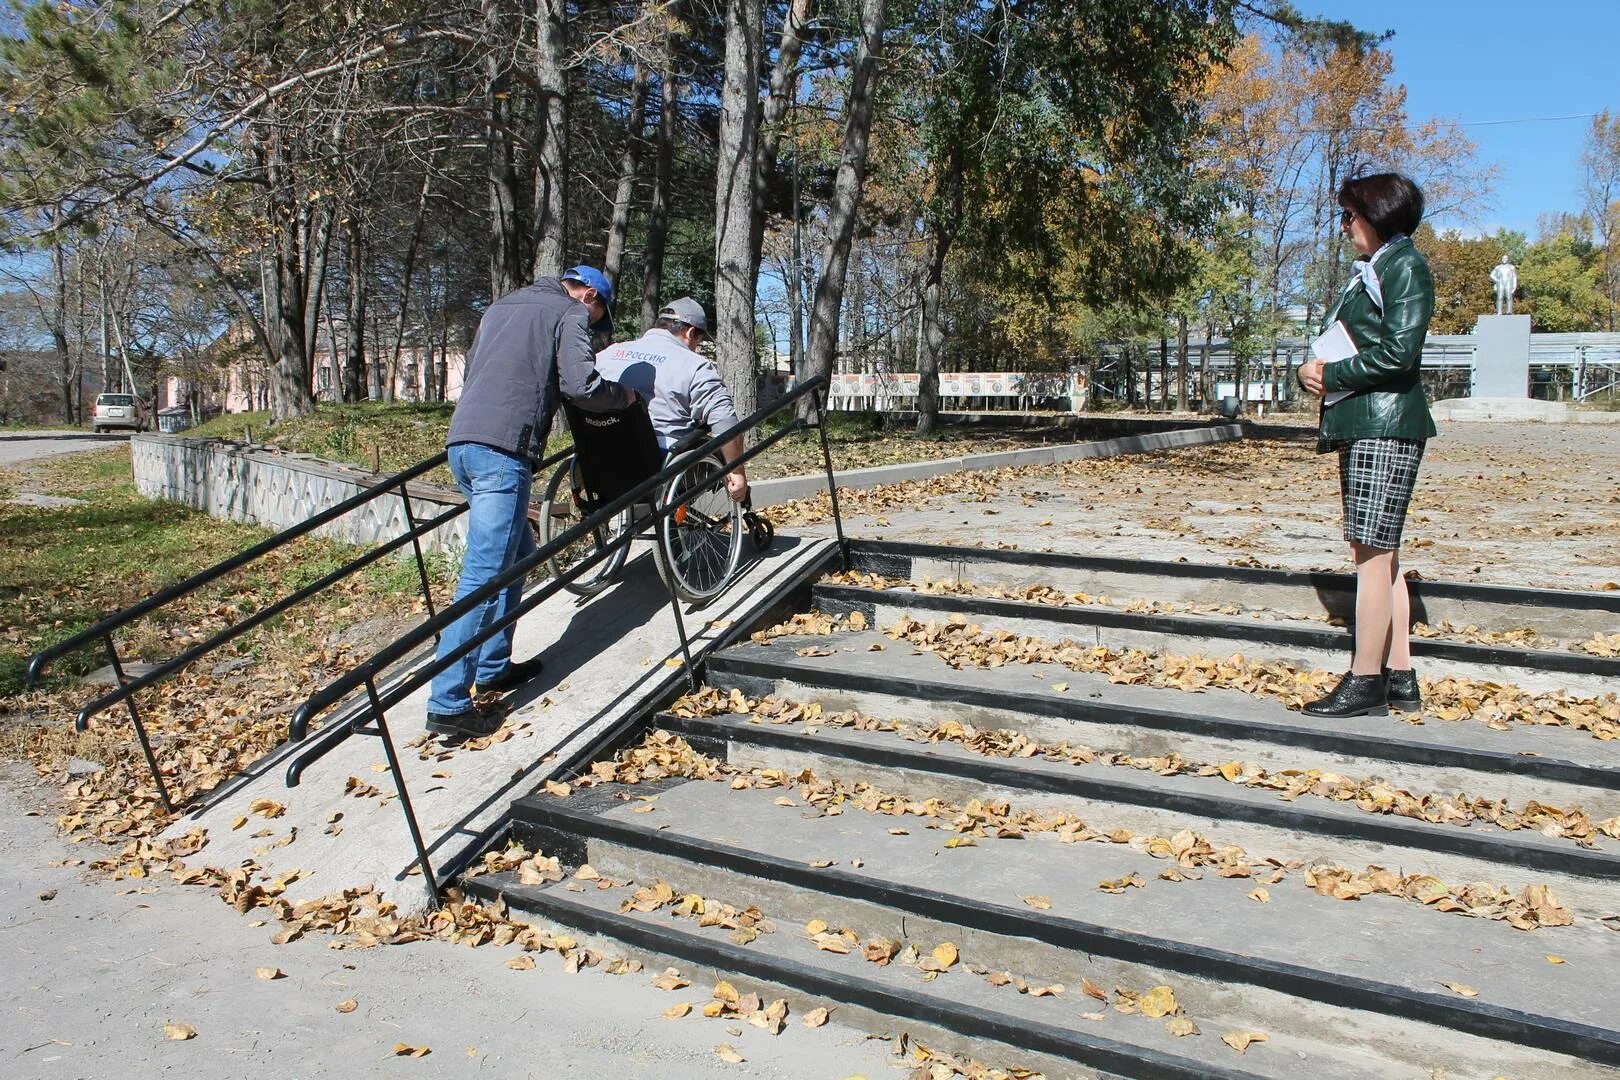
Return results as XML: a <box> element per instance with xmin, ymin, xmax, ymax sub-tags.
<box><xmin>500</xmin><ymin>779</ymin><xmax>1620</xmax><ymax>1077</ymax></box>
<box><xmin>846</xmin><ymin>539</ymin><xmax>1620</xmax><ymax>642</ymax></box>
<box><xmin>707</xmin><ymin>630</ymin><xmax>1620</xmax><ymax>819</ymax></box>
<box><xmin>662</xmin><ymin>711</ymin><xmax>1620</xmax><ymax>906</ymax></box>
<box><xmin>811</xmin><ymin>580</ymin><xmax>1620</xmax><ymax>697</ymax></box>
<box><xmin>465</xmin><ymin>864</ymin><xmax>1271</xmax><ymax>1080</ymax></box>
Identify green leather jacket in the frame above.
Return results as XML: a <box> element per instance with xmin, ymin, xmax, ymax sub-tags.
<box><xmin>1315</xmin><ymin>236</ymin><xmax>1439</xmax><ymax>452</ymax></box>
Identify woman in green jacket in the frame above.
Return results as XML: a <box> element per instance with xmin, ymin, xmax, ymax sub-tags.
<box><xmin>1297</xmin><ymin>172</ymin><xmax>1438</xmax><ymax>718</ymax></box>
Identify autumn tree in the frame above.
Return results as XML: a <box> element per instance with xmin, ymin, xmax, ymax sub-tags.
<box><xmin>1580</xmin><ymin>110</ymin><xmax>1620</xmax><ymax>331</ymax></box>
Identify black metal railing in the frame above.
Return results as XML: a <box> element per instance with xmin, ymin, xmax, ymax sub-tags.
<box><xmin>283</xmin><ymin>376</ymin><xmax>846</xmax><ymax>902</ymax></box>
<box><xmin>20</xmin><ymin>448</ymin><xmax>517</xmax><ymax>811</ymax></box>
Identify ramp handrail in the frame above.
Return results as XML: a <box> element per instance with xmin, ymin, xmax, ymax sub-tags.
<box><xmin>20</xmin><ymin>447</ymin><xmax>554</xmax><ymax>811</ymax></box>
<box><xmin>283</xmin><ymin>376</ymin><xmax>846</xmax><ymax>902</ymax></box>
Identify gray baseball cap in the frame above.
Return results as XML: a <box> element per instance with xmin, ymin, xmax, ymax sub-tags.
<box><xmin>658</xmin><ymin>297</ymin><xmax>709</xmax><ymax>334</ymax></box>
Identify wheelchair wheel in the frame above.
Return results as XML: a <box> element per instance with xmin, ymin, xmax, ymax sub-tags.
<box><xmin>539</xmin><ymin>457</ymin><xmax>632</xmax><ymax>597</ymax></box>
<box><xmin>653</xmin><ymin>453</ymin><xmax>745</xmax><ymax>605</ymax></box>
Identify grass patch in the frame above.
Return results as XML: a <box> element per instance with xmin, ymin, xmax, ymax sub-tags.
<box><xmin>0</xmin><ymin>446</ymin><xmax>449</xmax><ymax>698</ymax></box>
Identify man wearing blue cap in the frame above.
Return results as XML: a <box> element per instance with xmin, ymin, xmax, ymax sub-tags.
<box><xmin>426</xmin><ymin>265</ymin><xmax>635</xmax><ymax>738</ymax></box>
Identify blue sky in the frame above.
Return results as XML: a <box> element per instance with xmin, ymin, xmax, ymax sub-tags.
<box><xmin>1302</xmin><ymin>0</ymin><xmax>1619</xmax><ymax>236</ymax></box>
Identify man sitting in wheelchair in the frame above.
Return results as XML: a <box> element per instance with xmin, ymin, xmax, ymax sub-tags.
<box><xmin>594</xmin><ymin>297</ymin><xmax>749</xmax><ymax>504</ymax></box>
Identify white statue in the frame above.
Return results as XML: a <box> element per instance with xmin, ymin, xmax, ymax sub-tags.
<box><xmin>1489</xmin><ymin>256</ymin><xmax>1518</xmax><ymax>315</ymax></box>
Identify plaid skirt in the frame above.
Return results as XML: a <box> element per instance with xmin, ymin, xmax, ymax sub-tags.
<box><xmin>1337</xmin><ymin>437</ymin><xmax>1425</xmax><ymax>548</ymax></box>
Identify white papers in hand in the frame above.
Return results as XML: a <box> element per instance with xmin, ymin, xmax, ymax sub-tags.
<box><xmin>1311</xmin><ymin>320</ymin><xmax>1358</xmax><ymax>406</ymax></box>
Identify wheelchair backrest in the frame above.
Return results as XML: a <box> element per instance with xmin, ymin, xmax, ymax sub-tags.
<box><xmin>560</xmin><ymin>399</ymin><xmax>664</xmax><ymax>511</ymax></box>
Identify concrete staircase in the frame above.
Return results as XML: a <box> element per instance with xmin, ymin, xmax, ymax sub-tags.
<box><xmin>466</xmin><ymin>540</ymin><xmax>1620</xmax><ymax>1078</ymax></box>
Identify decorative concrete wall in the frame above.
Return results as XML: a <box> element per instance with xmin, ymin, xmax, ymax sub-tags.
<box><xmin>129</xmin><ymin>435</ymin><xmax>468</xmax><ymax>554</ymax></box>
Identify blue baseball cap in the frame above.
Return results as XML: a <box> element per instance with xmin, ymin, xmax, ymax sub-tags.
<box><xmin>560</xmin><ymin>265</ymin><xmax>614</xmax><ymax>336</ymax></box>
<box><xmin>561</xmin><ymin>265</ymin><xmax>613</xmax><ymax>307</ymax></box>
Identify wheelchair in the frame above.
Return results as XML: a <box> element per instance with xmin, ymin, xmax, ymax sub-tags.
<box><xmin>537</xmin><ymin>400</ymin><xmax>773</xmax><ymax>604</ymax></box>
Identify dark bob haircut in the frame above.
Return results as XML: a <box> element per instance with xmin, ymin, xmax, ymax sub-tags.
<box><xmin>1338</xmin><ymin>172</ymin><xmax>1424</xmax><ymax>243</ymax></box>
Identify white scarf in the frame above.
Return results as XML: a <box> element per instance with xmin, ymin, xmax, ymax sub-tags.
<box><xmin>1343</xmin><ymin>234</ymin><xmax>1407</xmax><ymax>314</ymax></box>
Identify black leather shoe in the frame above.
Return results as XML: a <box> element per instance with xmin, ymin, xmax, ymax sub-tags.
<box><xmin>1302</xmin><ymin>673</ymin><xmax>1389</xmax><ymax>718</ymax></box>
<box><xmin>478</xmin><ymin>655</ymin><xmax>545</xmax><ymax>695</ymax></box>
<box><xmin>426</xmin><ymin>706</ymin><xmax>506</xmax><ymax>739</ymax></box>
<box><xmin>1386</xmin><ymin>668</ymin><xmax>1421</xmax><ymax>711</ymax></box>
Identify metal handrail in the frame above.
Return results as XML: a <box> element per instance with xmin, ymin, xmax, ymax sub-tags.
<box><xmin>21</xmin><ymin>446</ymin><xmax>572</xmax><ymax>811</ymax></box>
<box><xmin>277</xmin><ymin>412</ymin><xmax>811</xmax><ymax>790</ymax></box>
<box><xmin>25</xmin><ymin>450</ymin><xmax>451</xmax><ymax>690</ymax></box>
<box><xmin>283</xmin><ymin>376</ymin><xmax>846</xmax><ymax>901</ymax></box>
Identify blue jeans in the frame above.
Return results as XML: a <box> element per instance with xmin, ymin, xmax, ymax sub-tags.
<box><xmin>427</xmin><ymin>443</ymin><xmax>537</xmax><ymax>715</ymax></box>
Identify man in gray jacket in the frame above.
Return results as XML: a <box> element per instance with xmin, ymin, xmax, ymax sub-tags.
<box><xmin>426</xmin><ymin>266</ymin><xmax>635</xmax><ymax>737</ymax></box>
<box><xmin>594</xmin><ymin>296</ymin><xmax>748</xmax><ymax>503</ymax></box>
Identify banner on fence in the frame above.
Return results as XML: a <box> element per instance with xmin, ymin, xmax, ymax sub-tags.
<box><xmin>826</xmin><ymin>371</ymin><xmax>1086</xmax><ymax>400</ymax></box>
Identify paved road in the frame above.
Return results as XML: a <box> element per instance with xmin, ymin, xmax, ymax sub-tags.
<box><xmin>0</xmin><ymin>430</ymin><xmax>129</xmax><ymax>466</ymax></box>
<box><xmin>0</xmin><ymin>427</ymin><xmax>130</xmax><ymax>466</ymax></box>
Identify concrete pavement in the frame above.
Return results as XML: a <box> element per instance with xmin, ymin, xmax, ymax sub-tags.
<box><xmin>0</xmin><ymin>764</ymin><xmax>897</xmax><ymax>1079</ymax></box>
<box><xmin>0</xmin><ymin>430</ymin><xmax>128</xmax><ymax>466</ymax></box>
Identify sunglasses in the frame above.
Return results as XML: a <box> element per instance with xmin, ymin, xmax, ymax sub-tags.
<box><xmin>1340</xmin><ymin>207</ymin><xmax>1357</xmax><ymax>226</ymax></box>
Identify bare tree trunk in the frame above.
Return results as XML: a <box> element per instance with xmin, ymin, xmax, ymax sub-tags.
<box><xmin>748</xmin><ymin>0</ymin><xmax>814</xmax><ymax>277</ymax></box>
<box><xmin>530</xmin><ymin>0</ymin><xmax>569</xmax><ymax>278</ymax></box>
<box><xmin>778</xmin><ymin>254</ymin><xmax>803</xmax><ymax>384</ymax></box>
<box><xmin>485</xmin><ymin>0</ymin><xmax>526</xmax><ymax>298</ymax></box>
<box><xmin>603</xmin><ymin>60</ymin><xmax>650</xmax><ymax>297</ymax></box>
<box><xmin>303</xmin><ymin>199</ymin><xmax>336</xmax><ymax>392</ymax></box>
<box><xmin>641</xmin><ymin>48</ymin><xmax>677</xmax><ymax>329</ymax></box>
<box><xmin>1175</xmin><ymin>314</ymin><xmax>1189</xmax><ymax>412</ymax></box>
<box><xmin>1199</xmin><ymin>323</ymin><xmax>1213</xmax><ymax>411</ymax></box>
<box><xmin>802</xmin><ymin>0</ymin><xmax>888</xmax><ymax>416</ymax></box>
<box><xmin>342</xmin><ymin>213</ymin><xmax>367</xmax><ymax>402</ymax></box>
<box><xmin>915</xmin><ymin>237</ymin><xmax>949</xmax><ymax>436</ymax></box>
<box><xmin>50</xmin><ymin>236</ymin><xmax>75</xmax><ymax>423</ymax></box>
<box><xmin>713</xmin><ymin>0</ymin><xmax>764</xmax><ymax>421</ymax></box>
<box><xmin>1158</xmin><ymin>334</ymin><xmax>1169</xmax><ymax>411</ymax></box>
<box><xmin>388</xmin><ymin>166</ymin><xmax>435</xmax><ymax>390</ymax></box>
<box><xmin>916</xmin><ymin>142</ymin><xmax>962</xmax><ymax>438</ymax></box>
<box><xmin>264</xmin><ymin>134</ymin><xmax>316</xmax><ymax>420</ymax></box>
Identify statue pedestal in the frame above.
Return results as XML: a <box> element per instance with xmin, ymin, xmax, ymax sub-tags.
<box><xmin>1472</xmin><ymin>314</ymin><xmax>1531</xmax><ymax>397</ymax></box>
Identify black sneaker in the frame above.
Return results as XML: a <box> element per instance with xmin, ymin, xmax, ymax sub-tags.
<box><xmin>477</xmin><ymin>655</ymin><xmax>545</xmax><ymax>695</ymax></box>
<box><xmin>1386</xmin><ymin>668</ymin><xmax>1422</xmax><ymax>711</ymax></box>
<box><xmin>1302</xmin><ymin>673</ymin><xmax>1389</xmax><ymax>718</ymax></box>
<box><xmin>426</xmin><ymin>705</ymin><xmax>506</xmax><ymax>739</ymax></box>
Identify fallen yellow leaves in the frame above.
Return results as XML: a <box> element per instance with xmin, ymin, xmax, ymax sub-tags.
<box><xmin>254</xmin><ymin>966</ymin><xmax>284</xmax><ymax>980</ymax></box>
<box><xmin>1222</xmin><ymin>1030</ymin><xmax>1268</xmax><ymax>1052</ymax></box>
<box><xmin>335</xmin><ymin>999</ymin><xmax>358</xmax><ymax>1013</ymax></box>
<box><xmin>1138</xmin><ymin>985</ymin><xmax>1178</xmax><ymax>1018</ymax></box>
<box><xmin>595</xmin><ymin>723</ymin><xmax>1581</xmax><ymax>932</ymax></box>
<box><xmin>1303</xmin><ymin>867</ymin><xmax>1573</xmax><ymax>931</ymax></box>
<box><xmin>163</xmin><ymin>1022</ymin><xmax>196</xmax><ymax>1041</ymax></box>
<box><xmin>1098</xmin><ymin>872</ymin><xmax>1145</xmax><ymax>894</ymax></box>
<box><xmin>392</xmin><ymin>1043</ymin><xmax>431</xmax><ymax>1058</ymax></box>
<box><xmin>876</xmin><ymin>614</ymin><xmax>1620</xmax><ymax>741</ymax></box>
<box><xmin>651</xmin><ymin>967</ymin><xmax>690</xmax><ymax>991</ymax></box>
<box><xmin>1440</xmin><ymin>981</ymin><xmax>1479</xmax><ymax>998</ymax></box>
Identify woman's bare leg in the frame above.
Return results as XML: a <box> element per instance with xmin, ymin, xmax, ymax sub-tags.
<box><xmin>1350</xmin><ymin>542</ymin><xmax>1397</xmax><ymax>676</ymax></box>
<box><xmin>1387</xmin><ymin>553</ymin><xmax>1412</xmax><ymax>669</ymax></box>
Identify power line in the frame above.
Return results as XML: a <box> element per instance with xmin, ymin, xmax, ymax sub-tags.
<box><xmin>1456</xmin><ymin>112</ymin><xmax>1600</xmax><ymax>128</ymax></box>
